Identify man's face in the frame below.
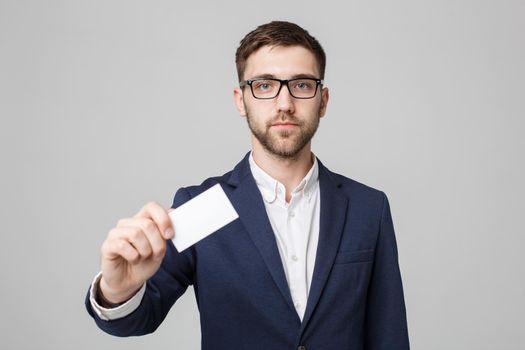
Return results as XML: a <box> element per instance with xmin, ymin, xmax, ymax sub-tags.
<box><xmin>234</xmin><ymin>45</ymin><xmax>329</xmax><ymax>159</ymax></box>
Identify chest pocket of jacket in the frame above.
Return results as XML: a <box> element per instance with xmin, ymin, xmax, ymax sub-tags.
<box><xmin>334</xmin><ymin>249</ymin><xmax>375</xmax><ymax>265</ymax></box>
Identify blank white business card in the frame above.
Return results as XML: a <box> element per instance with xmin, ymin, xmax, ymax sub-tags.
<box><xmin>169</xmin><ymin>184</ymin><xmax>239</xmax><ymax>252</ymax></box>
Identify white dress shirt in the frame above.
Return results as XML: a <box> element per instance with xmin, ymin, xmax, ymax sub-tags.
<box><xmin>248</xmin><ymin>152</ymin><xmax>320</xmax><ymax>320</ymax></box>
<box><xmin>90</xmin><ymin>151</ymin><xmax>320</xmax><ymax>321</ymax></box>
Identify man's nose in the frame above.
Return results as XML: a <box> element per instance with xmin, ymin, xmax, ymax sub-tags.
<box><xmin>275</xmin><ymin>83</ymin><xmax>295</xmax><ymax>114</ymax></box>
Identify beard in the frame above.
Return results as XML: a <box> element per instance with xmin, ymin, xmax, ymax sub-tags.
<box><xmin>245</xmin><ymin>105</ymin><xmax>321</xmax><ymax>159</ymax></box>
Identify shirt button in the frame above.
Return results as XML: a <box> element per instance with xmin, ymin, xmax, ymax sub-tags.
<box><xmin>291</xmin><ymin>255</ymin><xmax>298</xmax><ymax>261</ymax></box>
<box><xmin>277</xmin><ymin>187</ymin><xmax>282</xmax><ymax>194</ymax></box>
<box><xmin>289</xmin><ymin>211</ymin><xmax>295</xmax><ymax>218</ymax></box>
<box><xmin>295</xmin><ymin>302</ymin><xmax>301</xmax><ymax>308</ymax></box>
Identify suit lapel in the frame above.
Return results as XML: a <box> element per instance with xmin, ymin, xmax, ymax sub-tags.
<box><xmin>227</xmin><ymin>153</ymin><xmax>299</xmax><ymax>319</ymax></box>
<box><xmin>226</xmin><ymin>154</ymin><xmax>349</xmax><ymax>328</ymax></box>
<box><xmin>300</xmin><ymin>159</ymin><xmax>349</xmax><ymax>331</ymax></box>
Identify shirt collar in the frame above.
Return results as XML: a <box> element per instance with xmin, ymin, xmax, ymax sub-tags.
<box><xmin>249</xmin><ymin>151</ymin><xmax>319</xmax><ymax>203</ymax></box>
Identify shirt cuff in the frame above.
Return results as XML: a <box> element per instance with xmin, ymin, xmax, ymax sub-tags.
<box><xmin>89</xmin><ymin>272</ymin><xmax>146</xmax><ymax>321</ymax></box>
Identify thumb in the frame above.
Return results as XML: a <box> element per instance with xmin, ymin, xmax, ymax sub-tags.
<box><xmin>163</xmin><ymin>208</ymin><xmax>175</xmax><ymax>239</ymax></box>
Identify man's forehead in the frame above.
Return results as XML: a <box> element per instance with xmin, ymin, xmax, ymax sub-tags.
<box><xmin>243</xmin><ymin>45</ymin><xmax>320</xmax><ymax>78</ymax></box>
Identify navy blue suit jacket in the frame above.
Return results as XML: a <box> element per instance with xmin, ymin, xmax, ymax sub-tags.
<box><xmin>86</xmin><ymin>152</ymin><xmax>410</xmax><ymax>349</ymax></box>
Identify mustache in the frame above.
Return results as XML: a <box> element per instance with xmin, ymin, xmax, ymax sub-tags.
<box><xmin>267</xmin><ymin>114</ymin><xmax>301</xmax><ymax>126</ymax></box>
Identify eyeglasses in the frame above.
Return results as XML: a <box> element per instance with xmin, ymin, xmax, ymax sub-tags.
<box><xmin>239</xmin><ymin>78</ymin><xmax>323</xmax><ymax>99</ymax></box>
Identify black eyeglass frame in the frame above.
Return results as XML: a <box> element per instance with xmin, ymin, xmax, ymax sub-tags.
<box><xmin>239</xmin><ymin>78</ymin><xmax>324</xmax><ymax>100</ymax></box>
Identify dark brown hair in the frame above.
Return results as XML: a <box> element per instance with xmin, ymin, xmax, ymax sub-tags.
<box><xmin>235</xmin><ymin>21</ymin><xmax>326</xmax><ymax>81</ymax></box>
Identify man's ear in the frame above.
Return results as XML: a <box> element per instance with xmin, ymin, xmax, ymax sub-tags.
<box><xmin>233</xmin><ymin>87</ymin><xmax>247</xmax><ymax>117</ymax></box>
<box><xmin>319</xmin><ymin>87</ymin><xmax>329</xmax><ymax>118</ymax></box>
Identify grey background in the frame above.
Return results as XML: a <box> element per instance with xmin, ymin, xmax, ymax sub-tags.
<box><xmin>1</xmin><ymin>0</ymin><xmax>523</xmax><ymax>349</ymax></box>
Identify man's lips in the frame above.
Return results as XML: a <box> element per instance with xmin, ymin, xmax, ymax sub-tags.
<box><xmin>272</xmin><ymin>122</ymin><xmax>298</xmax><ymax>128</ymax></box>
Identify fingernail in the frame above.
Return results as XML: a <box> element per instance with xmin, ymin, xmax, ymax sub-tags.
<box><xmin>165</xmin><ymin>228</ymin><xmax>174</xmax><ymax>239</ymax></box>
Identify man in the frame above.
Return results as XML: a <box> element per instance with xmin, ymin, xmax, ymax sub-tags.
<box><xmin>86</xmin><ymin>21</ymin><xmax>410</xmax><ymax>349</ymax></box>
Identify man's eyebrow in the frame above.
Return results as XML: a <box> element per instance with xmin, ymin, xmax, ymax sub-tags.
<box><xmin>248</xmin><ymin>73</ymin><xmax>319</xmax><ymax>80</ymax></box>
<box><xmin>289</xmin><ymin>74</ymin><xmax>319</xmax><ymax>79</ymax></box>
<box><xmin>249</xmin><ymin>74</ymin><xmax>277</xmax><ymax>80</ymax></box>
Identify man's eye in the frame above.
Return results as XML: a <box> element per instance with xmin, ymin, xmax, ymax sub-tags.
<box><xmin>295</xmin><ymin>81</ymin><xmax>313</xmax><ymax>90</ymax></box>
<box><xmin>254</xmin><ymin>82</ymin><xmax>274</xmax><ymax>91</ymax></box>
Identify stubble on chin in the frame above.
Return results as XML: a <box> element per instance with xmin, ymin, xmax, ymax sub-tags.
<box><xmin>245</xmin><ymin>110</ymin><xmax>320</xmax><ymax>159</ymax></box>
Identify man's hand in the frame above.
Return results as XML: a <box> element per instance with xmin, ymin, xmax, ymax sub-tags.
<box><xmin>99</xmin><ymin>202</ymin><xmax>174</xmax><ymax>304</ymax></box>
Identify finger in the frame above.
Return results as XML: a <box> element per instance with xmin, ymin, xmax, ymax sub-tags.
<box><xmin>118</xmin><ymin>217</ymin><xmax>166</xmax><ymax>261</ymax></box>
<box><xmin>111</xmin><ymin>226</ymin><xmax>153</xmax><ymax>260</ymax></box>
<box><xmin>102</xmin><ymin>233</ymin><xmax>140</xmax><ymax>264</ymax></box>
<box><xmin>127</xmin><ymin>226</ymin><xmax>154</xmax><ymax>259</ymax></box>
<box><xmin>135</xmin><ymin>201</ymin><xmax>174</xmax><ymax>239</ymax></box>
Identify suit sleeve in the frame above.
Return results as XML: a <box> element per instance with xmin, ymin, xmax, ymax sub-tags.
<box><xmin>85</xmin><ymin>187</ymin><xmax>196</xmax><ymax>337</ymax></box>
<box><xmin>365</xmin><ymin>193</ymin><xmax>410</xmax><ymax>349</ymax></box>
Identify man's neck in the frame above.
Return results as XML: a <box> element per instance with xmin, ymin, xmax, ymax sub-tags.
<box><xmin>251</xmin><ymin>142</ymin><xmax>314</xmax><ymax>202</ymax></box>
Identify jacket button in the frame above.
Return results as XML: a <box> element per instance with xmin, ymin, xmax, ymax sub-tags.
<box><xmin>298</xmin><ymin>346</ymin><xmax>306</xmax><ymax>350</ymax></box>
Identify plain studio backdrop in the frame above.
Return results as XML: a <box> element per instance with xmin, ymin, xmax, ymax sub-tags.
<box><xmin>1</xmin><ymin>0</ymin><xmax>523</xmax><ymax>349</ymax></box>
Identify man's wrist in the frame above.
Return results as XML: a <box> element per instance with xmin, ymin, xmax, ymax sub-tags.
<box><xmin>97</xmin><ymin>277</ymin><xmax>142</xmax><ymax>307</ymax></box>
<box><xmin>89</xmin><ymin>272</ymin><xmax>146</xmax><ymax>320</ymax></box>
<box><xmin>95</xmin><ymin>279</ymin><xmax>126</xmax><ymax>308</ymax></box>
